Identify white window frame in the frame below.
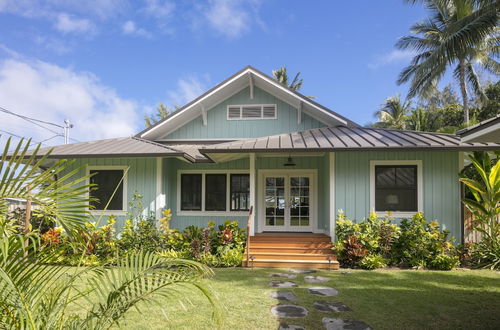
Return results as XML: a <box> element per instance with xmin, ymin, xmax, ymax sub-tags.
<box><xmin>226</xmin><ymin>104</ymin><xmax>277</xmax><ymax>120</ymax></box>
<box><xmin>86</xmin><ymin>165</ymin><xmax>129</xmax><ymax>216</ymax></box>
<box><xmin>177</xmin><ymin>170</ymin><xmax>250</xmax><ymax>216</ymax></box>
<box><xmin>370</xmin><ymin>160</ymin><xmax>423</xmax><ymax>218</ymax></box>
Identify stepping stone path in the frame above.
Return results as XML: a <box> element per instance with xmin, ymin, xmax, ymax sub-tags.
<box><xmin>322</xmin><ymin>317</ymin><xmax>372</xmax><ymax>330</ymax></box>
<box><xmin>271</xmin><ymin>305</ymin><xmax>308</xmax><ymax>318</ymax></box>
<box><xmin>270</xmin><ymin>281</ymin><xmax>298</xmax><ymax>288</ymax></box>
<box><xmin>267</xmin><ymin>269</ymin><xmax>371</xmax><ymax>330</ymax></box>
<box><xmin>268</xmin><ymin>291</ymin><xmax>299</xmax><ymax>302</ymax></box>
<box><xmin>279</xmin><ymin>324</ymin><xmax>305</xmax><ymax>330</ymax></box>
<box><xmin>271</xmin><ymin>273</ymin><xmax>297</xmax><ymax>279</ymax></box>
<box><xmin>304</xmin><ymin>275</ymin><xmax>328</xmax><ymax>283</ymax></box>
<box><xmin>314</xmin><ymin>301</ymin><xmax>352</xmax><ymax>313</ymax></box>
<box><xmin>288</xmin><ymin>268</ymin><xmax>317</xmax><ymax>274</ymax></box>
<box><xmin>308</xmin><ymin>286</ymin><xmax>339</xmax><ymax>297</ymax></box>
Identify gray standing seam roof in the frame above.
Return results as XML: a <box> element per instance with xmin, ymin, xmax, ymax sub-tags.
<box><xmin>26</xmin><ymin>136</ymin><xmax>190</xmax><ymax>160</ymax></box>
<box><xmin>200</xmin><ymin>126</ymin><xmax>500</xmax><ymax>153</ymax></box>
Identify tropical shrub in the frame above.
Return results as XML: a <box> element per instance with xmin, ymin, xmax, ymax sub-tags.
<box><xmin>460</xmin><ymin>152</ymin><xmax>500</xmax><ymax>269</ymax></box>
<box><xmin>360</xmin><ymin>254</ymin><xmax>387</xmax><ymax>270</ymax></box>
<box><xmin>334</xmin><ymin>212</ymin><xmax>457</xmax><ymax>270</ymax></box>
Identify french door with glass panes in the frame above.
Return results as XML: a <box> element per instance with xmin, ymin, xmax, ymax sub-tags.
<box><xmin>261</xmin><ymin>172</ymin><xmax>314</xmax><ymax>232</ymax></box>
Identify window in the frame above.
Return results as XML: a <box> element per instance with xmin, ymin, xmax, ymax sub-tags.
<box><xmin>181</xmin><ymin>174</ymin><xmax>202</xmax><ymax>211</ymax></box>
<box><xmin>205</xmin><ymin>174</ymin><xmax>227</xmax><ymax>211</ymax></box>
<box><xmin>227</xmin><ymin>104</ymin><xmax>277</xmax><ymax>120</ymax></box>
<box><xmin>89</xmin><ymin>169</ymin><xmax>125</xmax><ymax>211</ymax></box>
<box><xmin>374</xmin><ymin>165</ymin><xmax>418</xmax><ymax>212</ymax></box>
<box><xmin>230</xmin><ymin>174</ymin><xmax>250</xmax><ymax>211</ymax></box>
<box><xmin>178</xmin><ymin>172</ymin><xmax>250</xmax><ymax>214</ymax></box>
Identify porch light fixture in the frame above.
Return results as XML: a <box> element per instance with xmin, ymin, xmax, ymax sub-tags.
<box><xmin>284</xmin><ymin>155</ymin><xmax>296</xmax><ymax>167</ymax></box>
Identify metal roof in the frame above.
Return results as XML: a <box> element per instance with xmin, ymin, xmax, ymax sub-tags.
<box><xmin>200</xmin><ymin>126</ymin><xmax>500</xmax><ymax>154</ymax></box>
<box><xmin>456</xmin><ymin>114</ymin><xmax>500</xmax><ymax>142</ymax></box>
<box><xmin>27</xmin><ymin>137</ymin><xmax>190</xmax><ymax>160</ymax></box>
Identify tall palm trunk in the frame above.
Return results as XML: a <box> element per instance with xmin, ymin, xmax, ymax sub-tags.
<box><xmin>458</xmin><ymin>58</ymin><xmax>469</xmax><ymax>124</ymax></box>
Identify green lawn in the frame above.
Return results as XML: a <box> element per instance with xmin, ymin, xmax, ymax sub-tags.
<box><xmin>104</xmin><ymin>268</ymin><xmax>500</xmax><ymax>330</ymax></box>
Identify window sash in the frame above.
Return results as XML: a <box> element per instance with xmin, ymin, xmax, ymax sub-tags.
<box><xmin>230</xmin><ymin>174</ymin><xmax>250</xmax><ymax>211</ymax></box>
<box><xmin>181</xmin><ymin>174</ymin><xmax>202</xmax><ymax>211</ymax></box>
<box><xmin>374</xmin><ymin>165</ymin><xmax>418</xmax><ymax>212</ymax></box>
<box><xmin>89</xmin><ymin>170</ymin><xmax>124</xmax><ymax>211</ymax></box>
<box><xmin>205</xmin><ymin>174</ymin><xmax>227</xmax><ymax>211</ymax></box>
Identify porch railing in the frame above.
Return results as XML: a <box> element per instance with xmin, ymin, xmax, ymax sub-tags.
<box><xmin>245</xmin><ymin>206</ymin><xmax>253</xmax><ymax>267</ymax></box>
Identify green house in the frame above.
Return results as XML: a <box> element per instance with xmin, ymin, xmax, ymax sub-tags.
<box><xmin>35</xmin><ymin>66</ymin><xmax>499</xmax><ymax>267</ymax></box>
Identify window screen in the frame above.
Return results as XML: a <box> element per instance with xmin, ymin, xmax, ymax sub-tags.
<box><xmin>181</xmin><ymin>174</ymin><xmax>202</xmax><ymax>211</ymax></box>
<box><xmin>89</xmin><ymin>169</ymin><xmax>124</xmax><ymax>211</ymax></box>
<box><xmin>230</xmin><ymin>174</ymin><xmax>249</xmax><ymax>211</ymax></box>
<box><xmin>375</xmin><ymin>165</ymin><xmax>417</xmax><ymax>212</ymax></box>
<box><xmin>205</xmin><ymin>174</ymin><xmax>227</xmax><ymax>211</ymax></box>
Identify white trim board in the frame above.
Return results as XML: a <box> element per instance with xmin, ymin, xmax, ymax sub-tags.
<box><xmin>369</xmin><ymin>160</ymin><xmax>423</xmax><ymax>218</ymax></box>
<box><xmin>176</xmin><ymin>169</ymin><xmax>250</xmax><ymax>217</ymax></box>
<box><xmin>86</xmin><ymin>165</ymin><xmax>129</xmax><ymax>216</ymax></box>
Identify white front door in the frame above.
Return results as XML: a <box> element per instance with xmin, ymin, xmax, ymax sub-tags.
<box><xmin>260</xmin><ymin>171</ymin><xmax>315</xmax><ymax>232</ymax></box>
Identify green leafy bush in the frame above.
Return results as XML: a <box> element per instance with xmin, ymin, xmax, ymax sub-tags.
<box><xmin>334</xmin><ymin>212</ymin><xmax>457</xmax><ymax>270</ymax></box>
<box><xmin>360</xmin><ymin>254</ymin><xmax>387</xmax><ymax>270</ymax></box>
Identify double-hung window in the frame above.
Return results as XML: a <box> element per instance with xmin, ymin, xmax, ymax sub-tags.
<box><xmin>179</xmin><ymin>172</ymin><xmax>249</xmax><ymax>213</ymax></box>
<box><xmin>88</xmin><ymin>167</ymin><xmax>127</xmax><ymax>213</ymax></box>
<box><xmin>370</xmin><ymin>161</ymin><xmax>422</xmax><ymax>216</ymax></box>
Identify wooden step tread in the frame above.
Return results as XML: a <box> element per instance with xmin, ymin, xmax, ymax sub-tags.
<box><xmin>249</xmin><ymin>258</ymin><xmax>339</xmax><ymax>264</ymax></box>
<box><xmin>248</xmin><ymin>252</ymin><xmax>334</xmax><ymax>257</ymax></box>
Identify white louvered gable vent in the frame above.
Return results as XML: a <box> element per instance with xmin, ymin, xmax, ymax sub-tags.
<box><xmin>227</xmin><ymin>104</ymin><xmax>277</xmax><ymax>120</ymax></box>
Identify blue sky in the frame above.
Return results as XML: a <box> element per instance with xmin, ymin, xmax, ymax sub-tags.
<box><xmin>0</xmin><ymin>0</ymin><xmax>429</xmax><ymax>145</ymax></box>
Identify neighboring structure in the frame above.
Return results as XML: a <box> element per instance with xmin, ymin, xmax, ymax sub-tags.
<box><xmin>32</xmin><ymin>66</ymin><xmax>499</xmax><ymax>250</ymax></box>
<box><xmin>457</xmin><ymin>114</ymin><xmax>500</xmax><ymax>143</ymax></box>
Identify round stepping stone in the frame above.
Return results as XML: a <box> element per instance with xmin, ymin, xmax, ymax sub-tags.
<box><xmin>288</xmin><ymin>268</ymin><xmax>316</xmax><ymax>274</ymax></box>
<box><xmin>308</xmin><ymin>286</ymin><xmax>338</xmax><ymax>297</ymax></box>
<box><xmin>279</xmin><ymin>323</ymin><xmax>305</xmax><ymax>330</ymax></box>
<box><xmin>341</xmin><ymin>271</ymin><xmax>352</xmax><ymax>275</ymax></box>
<box><xmin>304</xmin><ymin>275</ymin><xmax>328</xmax><ymax>283</ymax></box>
<box><xmin>268</xmin><ymin>291</ymin><xmax>299</xmax><ymax>301</ymax></box>
<box><xmin>314</xmin><ymin>301</ymin><xmax>352</xmax><ymax>313</ymax></box>
<box><xmin>271</xmin><ymin>273</ymin><xmax>297</xmax><ymax>279</ymax></box>
<box><xmin>271</xmin><ymin>305</ymin><xmax>308</xmax><ymax>318</ymax></box>
<box><xmin>322</xmin><ymin>317</ymin><xmax>371</xmax><ymax>330</ymax></box>
<box><xmin>270</xmin><ymin>281</ymin><xmax>298</xmax><ymax>288</ymax></box>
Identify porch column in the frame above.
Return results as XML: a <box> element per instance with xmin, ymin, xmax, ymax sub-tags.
<box><xmin>155</xmin><ymin>157</ymin><xmax>166</xmax><ymax>220</ymax></box>
<box><xmin>249</xmin><ymin>153</ymin><xmax>256</xmax><ymax>236</ymax></box>
<box><xmin>329</xmin><ymin>152</ymin><xmax>336</xmax><ymax>240</ymax></box>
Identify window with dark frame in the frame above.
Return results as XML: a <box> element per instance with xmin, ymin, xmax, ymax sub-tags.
<box><xmin>230</xmin><ymin>174</ymin><xmax>250</xmax><ymax>211</ymax></box>
<box><xmin>181</xmin><ymin>174</ymin><xmax>202</xmax><ymax>211</ymax></box>
<box><xmin>89</xmin><ymin>169</ymin><xmax>124</xmax><ymax>211</ymax></box>
<box><xmin>375</xmin><ymin>165</ymin><xmax>417</xmax><ymax>212</ymax></box>
<box><xmin>205</xmin><ymin>174</ymin><xmax>227</xmax><ymax>211</ymax></box>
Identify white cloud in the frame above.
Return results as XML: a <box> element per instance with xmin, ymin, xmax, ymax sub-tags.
<box><xmin>55</xmin><ymin>13</ymin><xmax>96</xmax><ymax>35</ymax></box>
<box><xmin>122</xmin><ymin>20</ymin><xmax>152</xmax><ymax>38</ymax></box>
<box><xmin>167</xmin><ymin>75</ymin><xmax>209</xmax><ymax>106</ymax></box>
<box><xmin>368</xmin><ymin>49</ymin><xmax>414</xmax><ymax>69</ymax></box>
<box><xmin>203</xmin><ymin>0</ymin><xmax>260</xmax><ymax>39</ymax></box>
<box><xmin>0</xmin><ymin>57</ymin><xmax>140</xmax><ymax>146</ymax></box>
<box><xmin>143</xmin><ymin>0</ymin><xmax>175</xmax><ymax>19</ymax></box>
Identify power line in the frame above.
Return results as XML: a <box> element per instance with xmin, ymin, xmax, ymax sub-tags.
<box><xmin>0</xmin><ymin>128</ymin><xmax>43</xmax><ymax>145</ymax></box>
<box><xmin>0</xmin><ymin>106</ymin><xmax>63</xmax><ymax>135</ymax></box>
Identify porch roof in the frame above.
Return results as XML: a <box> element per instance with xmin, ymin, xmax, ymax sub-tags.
<box><xmin>200</xmin><ymin>126</ymin><xmax>500</xmax><ymax>157</ymax></box>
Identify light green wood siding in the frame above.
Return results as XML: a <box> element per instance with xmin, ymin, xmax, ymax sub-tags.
<box><xmin>334</xmin><ymin>151</ymin><xmax>461</xmax><ymax>241</ymax></box>
<box><xmin>61</xmin><ymin>157</ymin><xmax>158</xmax><ymax>232</ymax></box>
<box><xmin>162</xmin><ymin>86</ymin><xmax>326</xmax><ymax>140</ymax></box>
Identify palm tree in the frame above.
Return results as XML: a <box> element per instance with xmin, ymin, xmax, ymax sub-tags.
<box><xmin>0</xmin><ymin>137</ymin><xmax>221</xmax><ymax>329</ymax></box>
<box><xmin>272</xmin><ymin>67</ymin><xmax>304</xmax><ymax>91</ymax></box>
<box><xmin>397</xmin><ymin>0</ymin><xmax>499</xmax><ymax>124</ymax></box>
<box><xmin>374</xmin><ymin>95</ymin><xmax>412</xmax><ymax>129</ymax></box>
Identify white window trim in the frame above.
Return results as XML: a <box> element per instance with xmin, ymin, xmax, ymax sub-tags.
<box><xmin>177</xmin><ymin>170</ymin><xmax>250</xmax><ymax>216</ymax></box>
<box><xmin>86</xmin><ymin>165</ymin><xmax>129</xmax><ymax>216</ymax></box>
<box><xmin>226</xmin><ymin>104</ymin><xmax>277</xmax><ymax>120</ymax></box>
<box><xmin>369</xmin><ymin>160</ymin><xmax>423</xmax><ymax>218</ymax></box>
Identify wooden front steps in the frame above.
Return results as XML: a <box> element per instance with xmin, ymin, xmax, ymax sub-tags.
<box><xmin>245</xmin><ymin>233</ymin><xmax>339</xmax><ymax>270</ymax></box>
